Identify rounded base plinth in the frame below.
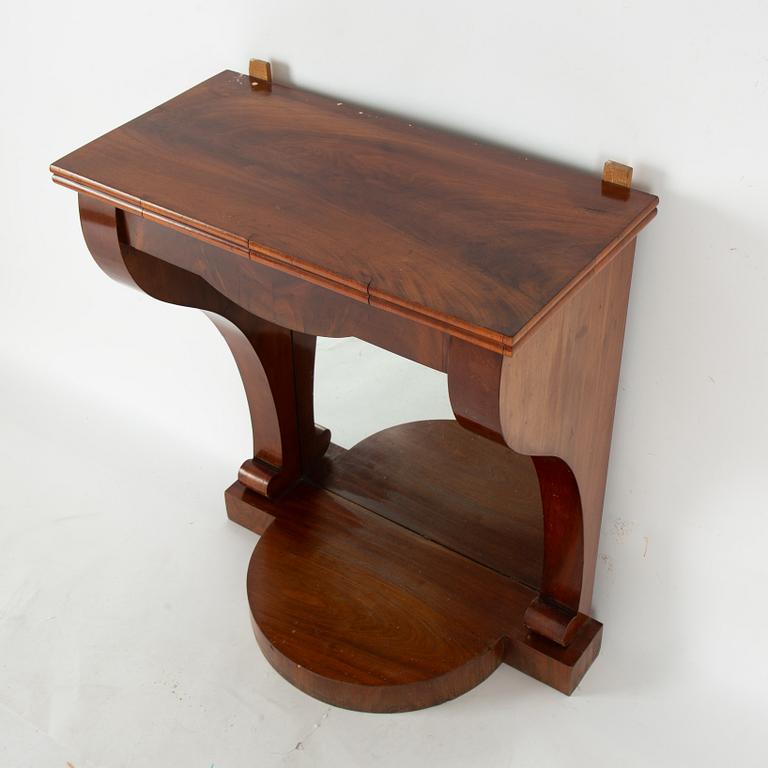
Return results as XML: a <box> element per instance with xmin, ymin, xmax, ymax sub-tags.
<box><xmin>234</xmin><ymin>421</ymin><xmax>603</xmax><ymax>712</ymax></box>
<box><xmin>242</xmin><ymin>495</ymin><xmax>600</xmax><ymax>711</ymax></box>
<box><xmin>247</xmin><ymin>485</ymin><xmax>512</xmax><ymax>712</ymax></box>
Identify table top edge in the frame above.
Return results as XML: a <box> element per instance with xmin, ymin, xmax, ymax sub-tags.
<box><xmin>51</xmin><ymin>166</ymin><xmax>657</xmax><ymax>356</ymax></box>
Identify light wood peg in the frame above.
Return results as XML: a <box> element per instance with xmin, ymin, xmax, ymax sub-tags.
<box><xmin>249</xmin><ymin>59</ymin><xmax>272</xmax><ymax>85</ymax></box>
<box><xmin>602</xmin><ymin>161</ymin><xmax>633</xmax><ymax>189</ymax></box>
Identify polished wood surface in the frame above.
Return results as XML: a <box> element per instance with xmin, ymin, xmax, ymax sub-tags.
<box><xmin>52</xmin><ymin>66</ymin><xmax>658</xmax><ymax>711</ymax></box>
<box><xmin>503</xmin><ymin>241</ymin><xmax>637</xmax><ymax>637</ymax></box>
<box><xmin>309</xmin><ymin>420</ymin><xmax>543</xmax><ymax>588</ymax></box>
<box><xmin>248</xmin><ymin>58</ymin><xmax>272</xmax><ymax>85</ymax></box>
<box><xmin>446</xmin><ymin>241</ymin><xmax>637</xmax><ymax>645</ymax></box>
<box><xmin>51</xmin><ymin>70</ymin><xmax>657</xmax><ymax>353</ymax></box>
<box><xmin>79</xmin><ymin>195</ymin><xmax>330</xmax><ymax>497</ymax></box>
<box><xmin>120</xmin><ymin>212</ymin><xmax>452</xmax><ymax>368</ymax></box>
<box><xmin>227</xmin><ymin>474</ymin><xmax>601</xmax><ymax>710</ymax></box>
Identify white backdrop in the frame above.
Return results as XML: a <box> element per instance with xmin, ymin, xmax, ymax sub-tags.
<box><xmin>1</xmin><ymin>2</ymin><xmax>767</xmax><ymax>766</ymax></box>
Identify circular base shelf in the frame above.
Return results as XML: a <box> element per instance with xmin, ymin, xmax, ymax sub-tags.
<box><xmin>247</xmin><ymin>484</ymin><xmax>517</xmax><ymax>711</ymax></box>
<box><xmin>232</xmin><ymin>421</ymin><xmax>603</xmax><ymax>711</ymax></box>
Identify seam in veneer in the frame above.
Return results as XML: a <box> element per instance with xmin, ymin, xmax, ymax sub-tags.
<box><xmin>51</xmin><ymin>166</ymin><xmax>656</xmax><ymax>357</ymax></box>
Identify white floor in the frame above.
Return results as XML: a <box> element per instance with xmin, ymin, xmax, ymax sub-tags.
<box><xmin>1</xmin><ymin>338</ymin><xmax>766</xmax><ymax>768</ymax></box>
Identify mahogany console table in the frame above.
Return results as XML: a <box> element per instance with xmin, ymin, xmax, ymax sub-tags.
<box><xmin>51</xmin><ymin>61</ymin><xmax>658</xmax><ymax>712</ymax></box>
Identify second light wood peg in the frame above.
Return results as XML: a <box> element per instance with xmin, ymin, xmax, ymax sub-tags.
<box><xmin>602</xmin><ymin>161</ymin><xmax>633</xmax><ymax>189</ymax></box>
<box><xmin>249</xmin><ymin>58</ymin><xmax>272</xmax><ymax>86</ymax></box>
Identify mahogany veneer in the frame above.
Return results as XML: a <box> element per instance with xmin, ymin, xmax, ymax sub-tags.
<box><xmin>51</xmin><ymin>63</ymin><xmax>658</xmax><ymax>711</ymax></box>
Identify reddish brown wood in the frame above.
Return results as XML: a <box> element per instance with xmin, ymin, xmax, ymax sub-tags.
<box><xmin>51</xmin><ymin>70</ymin><xmax>656</xmax><ymax>354</ymax></box>
<box><xmin>231</xmin><ymin>477</ymin><xmax>601</xmax><ymax>711</ymax></box>
<box><xmin>443</xmin><ymin>243</ymin><xmax>638</xmax><ymax>646</ymax></box>
<box><xmin>308</xmin><ymin>420</ymin><xmax>543</xmax><ymax>587</ymax></box>
<box><xmin>52</xmin><ymin>67</ymin><xmax>658</xmax><ymax>711</ymax></box>
<box><xmin>502</xmin><ymin>242</ymin><xmax>638</xmax><ymax>637</ymax></box>
<box><xmin>79</xmin><ymin>195</ymin><xmax>329</xmax><ymax>496</ymax></box>
<box><xmin>526</xmin><ymin>456</ymin><xmax>587</xmax><ymax>644</ymax></box>
<box><xmin>447</xmin><ymin>338</ymin><xmax>505</xmax><ymax>444</ymax></box>
<box><xmin>223</xmin><ymin>419</ymin><xmax>602</xmax><ymax>707</ymax></box>
<box><xmin>120</xmin><ymin>213</ymin><xmax>451</xmax><ymax>370</ymax></box>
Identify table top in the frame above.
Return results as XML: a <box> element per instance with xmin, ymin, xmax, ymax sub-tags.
<box><xmin>51</xmin><ymin>70</ymin><xmax>657</xmax><ymax>349</ymax></box>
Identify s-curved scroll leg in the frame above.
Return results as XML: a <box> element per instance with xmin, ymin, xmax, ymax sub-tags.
<box><xmin>448</xmin><ymin>240</ymin><xmax>636</xmax><ymax>647</ymax></box>
<box><xmin>78</xmin><ymin>194</ymin><xmax>330</xmax><ymax>503</ymax></box>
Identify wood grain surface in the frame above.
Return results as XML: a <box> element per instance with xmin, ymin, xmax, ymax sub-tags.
<box><xmin>51</xmin><ymin>70</ymin><xmax>657</xmax><ymax>352</ymax></box>
<box><xmin>231</xmin><ymin>476</ymin><xmax>602</xmax><ymax>711</ymax></box>
<box><xmin>78</xmin><ymin>195</ymin><xmax>330</xmax><ymax>498</ymax></box>
<box><xmin>309</xmin><ymin>420</ymin><xmax>543</xmax><ymax>588</ymax></box>
<box><xmin>52</xmin><ymin>71</ymin><xmax>658</xmax><ymax>707</ymax></box>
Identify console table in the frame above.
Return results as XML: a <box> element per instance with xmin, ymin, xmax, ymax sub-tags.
<box><xmin>51</xmin><ymin>61</ymin><xmax>658</xmax><ymax>712</ymax></box>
